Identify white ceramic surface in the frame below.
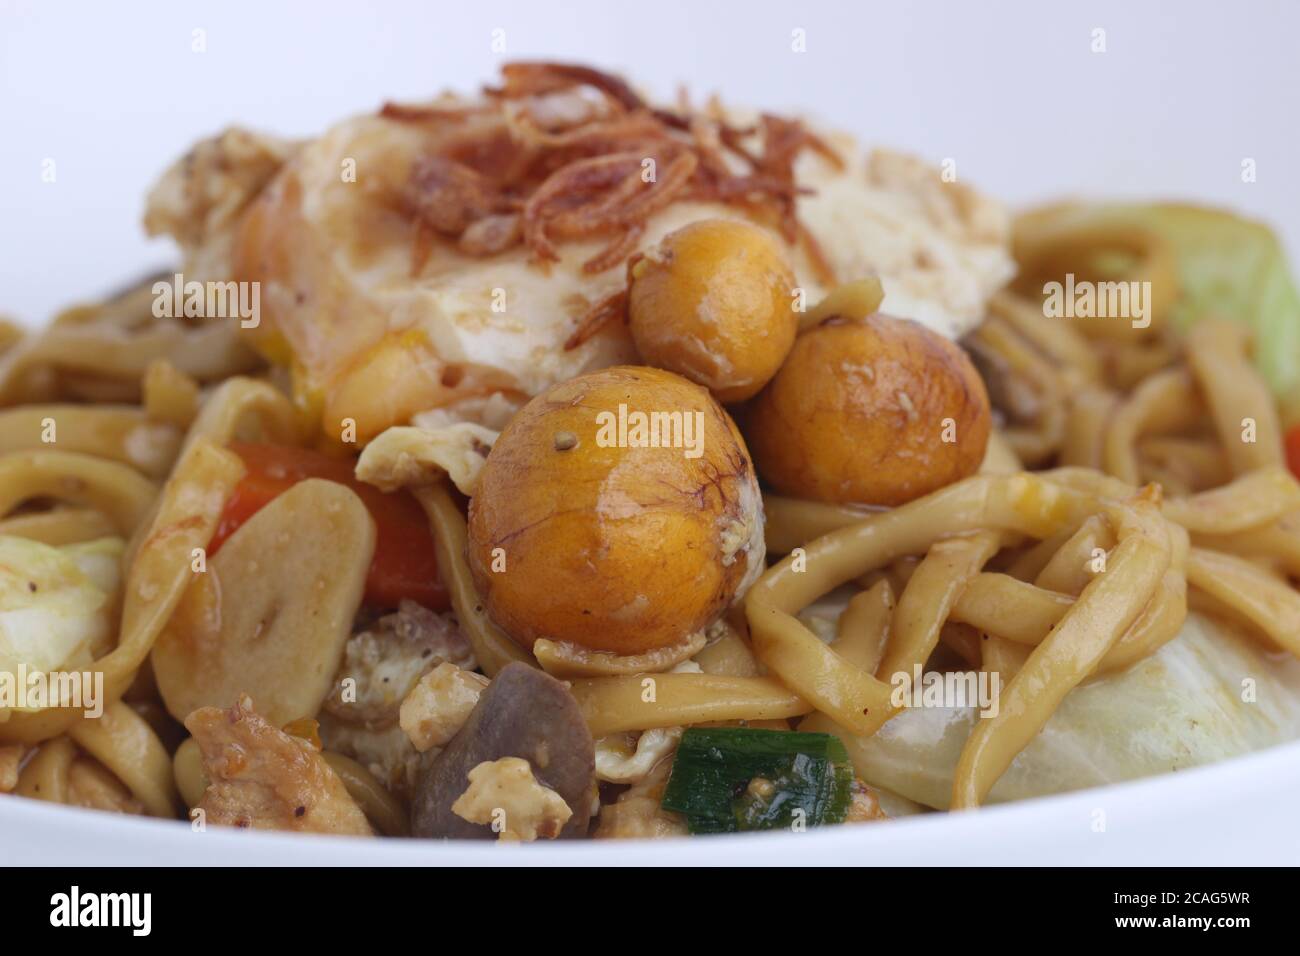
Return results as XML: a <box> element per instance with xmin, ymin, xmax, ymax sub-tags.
<box><xmin>5</xmin><ymin>739</ymin><xmax>1300</xmax><ymax>865</ymax></box>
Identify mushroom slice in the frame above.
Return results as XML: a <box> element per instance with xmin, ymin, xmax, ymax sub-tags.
<box><xmin>153</xmin><ymin>478</ymin><xmax>376</xmax><ymax>725</ymax></box>
<box><xmin>410</xmin><ymin>662</ymin><xmax>596</xmax><ymax>839</ymax></box>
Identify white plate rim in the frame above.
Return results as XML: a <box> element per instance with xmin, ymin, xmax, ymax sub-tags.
<box><xmin>4</xmin><ymin>736</ymin><xmax>1298</xmax><ymax>866</ymax></box>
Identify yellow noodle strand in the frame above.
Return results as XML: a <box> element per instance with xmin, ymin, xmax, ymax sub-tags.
<box><xmin>1186</xmin><ymin>547</ymin><xmax>1300</xmax><ymax>657</ymax></box>
<box><xmin>0</xmin><ymin>450</ymin><xmax>156</xmax><ymax>533</ymax></box>
<box><xmin>413</xmin><ymin>482</ymin><xmax>534</xmax><ymax>677</ymax></box>
<box><xmin>67</xmin><ymin>699</ymin><xmax>179</xmax><ymax>819</ymax></box>
<box><xmin>832</xmin><ymin>580</ymin><xmax>894</xmax><ymax>674</ymax></box>
<box><xmin>746</xmin><ymin>474</ymin><xmax>1100</xmax><ymax>735</ymax></box>
<box><xmin>0</xmin><ymin>405</ymin><xmax>181</xmax><ymax>479</ymax></box>
<box><xmin>951</xmin><ymin>573</ymin><xmax>1073</xmax><ymax>643</ymax></box>
<box><xmin>877</xmin><ymin>532</ymin><xmax>1000</xmax><ymax>679</ymax></box>
<box><xmin>952</xmin><ymin>492</ymin><xmax>1170</xmax><ymax>807</ymax></box>
<box><xmin>1185</xmin><ymin>320</ymin><xmax>1283</xmax><ymax>476</ymax></box>
<box><xmin>570</xmin><ymin>673</ymin><xmax>811</xmax><ymax>736</ymax></box>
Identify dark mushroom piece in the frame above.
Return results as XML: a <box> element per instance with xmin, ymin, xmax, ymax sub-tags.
<box><xmin>410</xmin><ymin>662</ymin><xmax>596</xmax><ymax>839</ymax></box>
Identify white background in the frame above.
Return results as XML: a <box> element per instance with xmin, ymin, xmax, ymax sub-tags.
<box><xmin>1</xmin><ymin>0</ymin><xmax>1297</xmax><ymax>324</ymax></box>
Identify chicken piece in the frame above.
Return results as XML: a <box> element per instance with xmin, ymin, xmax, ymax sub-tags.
<box><xmin>451</xmin><ymin>756</ymin><xmax>572</xmax><ymax>841</ymax></box>
<box><xmin>322</xmin><ymin>601</ymin><xmax>475</xmax><ymax>727</ymax></box>
<box><xmin>594</xmin><ymin>758</ymin><xmax>688</xmax><ymax>840</ymax></box>
<box><xmin>399</xmin><ymin>662</ymin><xmax>489</xmax><ymax>753</ymax></box>
<box><xmin>185</xmin><ymin>696</ymin><xmax>372</xmax><ymax>836</ymax></box>
<box><xmin>144</xmin><ymin>127</ymin><xmax>295</xmax><ymax>282</ymax></box>
<box><xmin>844</xmin><ymin>779</ymin><xmax>889</xmax><ymax>823</ymax></box>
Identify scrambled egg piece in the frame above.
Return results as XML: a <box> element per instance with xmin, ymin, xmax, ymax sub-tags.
<box><xmin>316</xmin><ymin>717</ymin><xmax>421</xmax><ymax>798</ymax></box>
<box><xmin>323</xmin><ymin>601</ymin><xmax>474</xmax><ymax>727</ymax></box>
<box><xmin>356</xmin><ymin>422</ymin><xmax>497</xmax><ymax>496</ymax></box>
<box><xmin>594</xmin><ymin>727</ymin><xmax>682</xmax><ymax>785</ymax></box>
<box><xmin>186</xmin><ymin>695</ymin><xmax>372</xmax><ymax>836</ymax></box>
<box><xmin>451</xmin><ymin>756</ymin><xmax>573</xmax><ymax>841</ymax></box>
<box><xmin>594</xmin><ymin>758</ymin><xmax>688</xmax><ymax>840</ymax></box>
<box><xmin>845</xmin><ymin>779</ymin><xmax>889</xmax><ymax>823</ymax></box>
<box><xmin>399</xmin><ymin>662</ymin><xmax>489</xmax><ymax>752</ymax></box>
<box><xmin>317</xmin><ymin>604</ymin><xmax>476</xmax><ymax>795</ymax></box>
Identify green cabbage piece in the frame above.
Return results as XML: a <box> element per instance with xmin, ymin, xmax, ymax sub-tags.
<box><xmin>1022</xmin><ymin>204</ymin><xmax>1300</xmax><ymax>416</ymax></box>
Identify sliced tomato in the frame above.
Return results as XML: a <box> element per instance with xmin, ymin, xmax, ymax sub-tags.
<box><xmin>1287</xmin><ymin>424</ymin><xmax>1300</xmax><ymax>481</ymax></box>
<box><xmin>211</xmin><ymin>442</ymin><xmax>448</xmax><ymax>610</ymax></box>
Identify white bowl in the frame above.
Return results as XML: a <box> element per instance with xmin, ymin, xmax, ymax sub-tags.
<box><xmin>6</xmin><ymin>739</ymin><xmax>1299</xmax><ymax>865</ymax></box>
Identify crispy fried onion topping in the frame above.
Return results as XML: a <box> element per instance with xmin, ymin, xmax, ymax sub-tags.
<box><xmin>385</xmin><ymin>62</ymin><xmax>842</xmax><ymax>275</ymax></box>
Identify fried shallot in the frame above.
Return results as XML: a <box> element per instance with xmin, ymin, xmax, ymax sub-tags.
<box><xmin>389</xmin><ymin>62</ymin><xmax>840</xmax><ymax>275</ymax></box>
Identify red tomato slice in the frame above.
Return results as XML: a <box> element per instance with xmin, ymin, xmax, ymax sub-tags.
<box><xmin>1287</xmin><ymin>424</ymin><xmax>1300</xmax><ymax>481</ymax></box>
<box><xmin>210</xmin><ymin>442</ymin><xmax>448</xmax><ymax>610</ymax></box>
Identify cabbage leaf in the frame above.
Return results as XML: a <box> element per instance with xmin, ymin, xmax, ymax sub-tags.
<box><xmin>805</xmin><ymin>613</ymin><xmax>1300</xmax><ymax>809</ymax></box>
